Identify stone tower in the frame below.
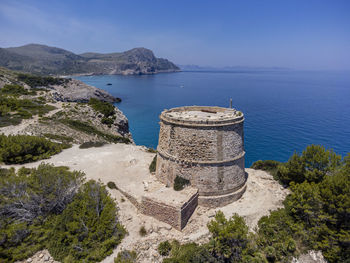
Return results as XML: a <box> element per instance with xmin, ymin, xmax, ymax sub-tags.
<box><xmin>156</xmin><ymin>106</ymin><xmax>247</xmax><ymax>207</ymax></box>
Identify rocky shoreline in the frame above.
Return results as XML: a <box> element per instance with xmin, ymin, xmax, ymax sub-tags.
<box><xmin>50</xmin><ymin>78</ymin><xmax>120</xmax><ymax>103</ymax></box>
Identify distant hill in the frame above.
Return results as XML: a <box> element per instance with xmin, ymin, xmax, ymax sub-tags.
<box><xmin>0</xmin><ymin>44</ymin><xmax>180</xmax><ymax>75</ymax></box>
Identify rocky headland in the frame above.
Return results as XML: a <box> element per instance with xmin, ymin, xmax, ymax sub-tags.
<box><xmin>0</xmin><ymin>44</ymin><xmax>180</xmax><ymax>76</ymax></box>
<box><xmin>0</xmin><ymin>67</ymin><xmax>131</xmax><ymax>144</ymax></box>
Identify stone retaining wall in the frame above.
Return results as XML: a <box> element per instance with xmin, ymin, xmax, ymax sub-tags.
<box><xmin>141</xmin><ymin>190</ymin><xmax>199</xmax><ymax>230</ymax></box>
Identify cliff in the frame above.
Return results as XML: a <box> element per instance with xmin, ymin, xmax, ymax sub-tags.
<box><xmin>0</xmin><ymin>44</ymin><xmax>180</xmax><ymax>76</ymax></box>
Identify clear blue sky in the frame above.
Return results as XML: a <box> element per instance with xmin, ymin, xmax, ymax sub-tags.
<box><xmin>0</xmin><ymin>0</ymin><xmax>349</xmax><ymax>70</ymax></box>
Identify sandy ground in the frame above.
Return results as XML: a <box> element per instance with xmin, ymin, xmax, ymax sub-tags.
<box><xmin>7</xmin><ymin>144</ymin><xmax>289</xmax><ymax>263</ymax></box>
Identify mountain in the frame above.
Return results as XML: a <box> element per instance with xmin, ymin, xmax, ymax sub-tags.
<box><xmin>0</xmin><ymin>44</ymin><xmax>180</xmax><ymax>75</ymax></box>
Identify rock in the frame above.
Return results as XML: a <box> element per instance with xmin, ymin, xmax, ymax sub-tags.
<box><xmin>26</xmin><ymin>258</ymin><xmax>32</xmax><ymax>263</ymax></box>
<box><xmin>44</xmin><ymin>255</ymin><xmax>50</xmax><ymax>261</ymax></box>
<box><xmin>130</xmin><ymin>159</ymin><xmax>138</xmax><ymax>165</ymax></box>
<box><xmin>51</xmin><ymin>79</ymin><xmax>119</xmax><ymax>103</ymax></box>
<box><xmin>208</xmin><ymin>211</ymin><xmax>216</xmax><ymax>218</ymax></box>
<box><xmin>39</xmin><ymin>253</ymin><xmax>44</xmax><ymax>258</ymax></box>
<box><xmin>143</xmin><ymin>181</ymin><xmax>149</xmax><ymax>191</ymax></box>
<box><xmin>292</xmin><ymin>250</ymin><xmax>327</xmax><ymax>263</ymax></box>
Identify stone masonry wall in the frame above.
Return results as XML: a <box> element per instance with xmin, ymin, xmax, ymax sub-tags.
<box><xmin>141</xmin><ymin>191</ymin><xmax>199</xmax><ymax>230</ymax></box>
<box><xmin>156</xmin><ymin>106</ymin><xmax>246</xmax><ymax>207</ymax></box>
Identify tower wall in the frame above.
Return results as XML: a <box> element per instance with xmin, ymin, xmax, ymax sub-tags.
<box><xmin>156</xmin><ymin>106</ymin><xmax>246</xmax><ymax>207</ymax></box>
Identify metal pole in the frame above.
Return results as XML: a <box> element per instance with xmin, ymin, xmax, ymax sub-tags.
<box><xmin>230</xmin><ymin>98</ymin><xmax>232</xmax><ymax>108</ymax></box>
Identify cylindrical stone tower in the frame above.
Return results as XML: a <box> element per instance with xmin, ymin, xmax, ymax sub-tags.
<box><xmin>156</xmin><ymin>106</ymin><xmax>247</xmax><ymax>207</ymax></box>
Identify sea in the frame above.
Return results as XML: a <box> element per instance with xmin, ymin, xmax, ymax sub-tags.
<box><xmin>74</xmin><ymin>70</ymin><xmax>350</xmax><ymax>167</ymax></box>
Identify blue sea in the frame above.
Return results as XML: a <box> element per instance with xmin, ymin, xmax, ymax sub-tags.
<box><xmin>75</xmin><ymin>70</ymin><xmax>350</xmax><ymax>167</ymax></box>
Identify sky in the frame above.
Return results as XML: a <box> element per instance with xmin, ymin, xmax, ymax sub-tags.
<box><xmin>0</xmin><ymin>0</ymin><xmax>349</xmax><ymax>70</ymax></box>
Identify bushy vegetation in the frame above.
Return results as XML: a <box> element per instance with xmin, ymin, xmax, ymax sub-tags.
<box><xmin>114</xmin><ymin>250</ymin><xmax>137</xmax><ymax>263</ymax></box>
<box><xmin>89</xmin><ymin>98</ymin><xmax>115</xmax><ymax>118</ymax></box>
<box><xmin>0</xmin><ymin>93</ymin><xmax>55</xmax><ymax>127</ymax></box>
<box><xmin>0</xmin><ymin>84</ymin><xmax>36</xmax><ymax>96</ymax></box>
<box><xmin>163</xmin><ymin>240</ymin><xmax>217</xmax><ymax>263</ymax></box>
<box><xmin>250</xmin><ymin>160</ymin><xmax>281</xmax><ymax>179</ymax></box>
<box><xmin>173</xmin><ymin>176</ymin><xmax>190</xmax><ymax>191</ymax></box>
<box><xmin>164</xmin><ymin>145</ymin><xmax>350</xmax><ymax>263</ymax></box>
<box><xmin>17</xmin><ymin>73</ymin><xmax>69</xmax><ymax>88</ymax></box>
<box><xmin>158</xmin><ymin>241</ymin><xmax>172</xmax><ymax>256</ymax></box>
<box><xmin>48</xmin><ymin>180</ymin><xmax>126</xmax><ymax>262</ymax></box>
<box><xmin>139</xmin><ymin>226</ymin><xmax>147</xmax><ymax>236</ymax></box>
<box><xmin>89</xmin><ymin>98</ymin><xmax>116</xmax><ymax>127</ymax></box>
<box><xmin>276</xmin><ymin>145</ymin><xmax>341</xmax><ymax>185</ymax></box>
<box><xmin>0</xmin><ymin>164</ymin><xmax>84</xmax><ymax>262</ymax></box>
<box><xmin>60</xmin><ymin>118</ymin><xmax>130</xmax><ymax>144</ymax></box>
<box><xmin>149</xmin><ymin>155</ymin><xmax>157</xmax><ymax>173</ymax></box>
<box><xmin>107</xmin><ymin>181</ymin><xmax>118</xmax><ymax>190</ymax></box>
<box><xmin>0</xmin><ymin>165</ymin><xmax>125</xmax><ymax>263</ymax></box>
<box><xmin>0</xmin><ymin>134</ymin><xmax>64</xmax><ymax>164</ymax></box>
<box><xmin>79</xmin><ymin>141</ymin><xmax>105</xmax><ymax>149</ymax></box>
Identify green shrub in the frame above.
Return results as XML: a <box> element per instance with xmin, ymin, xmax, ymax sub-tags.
<box><xmin>276</xmin><ymin>145</ymin><xmax>341</xmax><ymax>185</ymax></box>
<box><xmin>17</xmin><ymin>73</ymin><xmax>68</xmax><ymax>88</ymax></box>
<box><xmin>48</xmin><ymin>180</ymin><xmax>126</xmax><ymax>262</ymax></box>
<box><xmin>251</xmin><ymin>160</ymin><xmax>281</xmax><ymax>175</ymax></box>
<box><xmin>0</xmin><ymin>164</ymin><xmax>84</xmax><ymax>262</ymax></box>
<box><xmin>158</xmin><ymin>241</ymin><xmax>172</xmax><ymax>256</ymax></box>
<box><xmin>107</xmin><ymin>181</ymin><xmax>118</xmax><ymax>190</ymax></box>
<box><xmin>101</xmin><ymin>117</ymin><xmax>115</xmax><ymax>126</ymax></box>
<box><xmin>139</xmin><ymin>226</ymin><xmax>147</xmax><ymax>236</ymax></box>
<box><xmin>149</xmin><ymin>155</ymin><xmax>157</xmax><ymax>173</ymax></box>
<box><xmin>1</xmin><ymin>84</ymin><xmax>36</xmax><ymax>96</ymax></box>
<box><xmin>79</xmin><ymin>141</ymin><xmax>105</xmax><ymax>149</ymax></box>
<box><xmin>89</xmin><ymin>98</ymin><xmax>115</xmax><ymax>118</ymax></box>
<box><xmin>0</xmin><ymin>134</ymin><xmax>64</xmax><ymax>164</ymax></box>
<box><xmin>207</xmin><ymin>211</ymin><xmax>250</xmax><ymax>262</ymax></box>
<box><xmin>163</xmin><ymin>242</ymin><xmax>216</xmax><ymax>263</ymax></box>
<box><xmin>173</xmin><ymin>176</ymin><xmax>190</xmax><ymax>191</ymax></box>
<box><xmin>0</xmin><ymin>165</ymin><xmax>125</xmax><ymax>263</ymax></box>
<box><xmin>114</xmin><ymin>250</ymin><xmax>137</xmax><ymax>263</ymax></box>
<box><xmin>147</xmin><ymin>148</ymin><xmax>157</xmax><ymax>153</ymax></box>
<box><xmin>0</xmin><ymin>95</ymin><xmax>55</xmax><ymax>127</ymax></box>
<box><xmin>0</xmin><ymin>167</ymin><xmax>15</xmax><ymax>177</ymax></box>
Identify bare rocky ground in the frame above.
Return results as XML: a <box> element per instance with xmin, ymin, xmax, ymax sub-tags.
<box><xmin>292</xmin><ymin>251</ymin><xmax>327</xmax><ymax>263</ymax></box>
<box><xmin>7</xmin><ymin>144</ymin><xmax>291</xmax><ymax>263</ymax></box>
<box><xmin>16</xmin><ymin>250</ymin><xmax>59</xmax><ymax>263</ymax></box>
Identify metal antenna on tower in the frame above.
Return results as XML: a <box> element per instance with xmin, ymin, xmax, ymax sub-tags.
<box><xmin>230</xmin><ymin>98</ymin><xmax>232</xmax><ymax>108</ymax></box>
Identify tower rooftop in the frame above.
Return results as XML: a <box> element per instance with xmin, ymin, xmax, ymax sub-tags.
<box><xmin>160</xmin><ymin>106</ymin><xmax>243</xmax><ymax>126</ymax></box>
